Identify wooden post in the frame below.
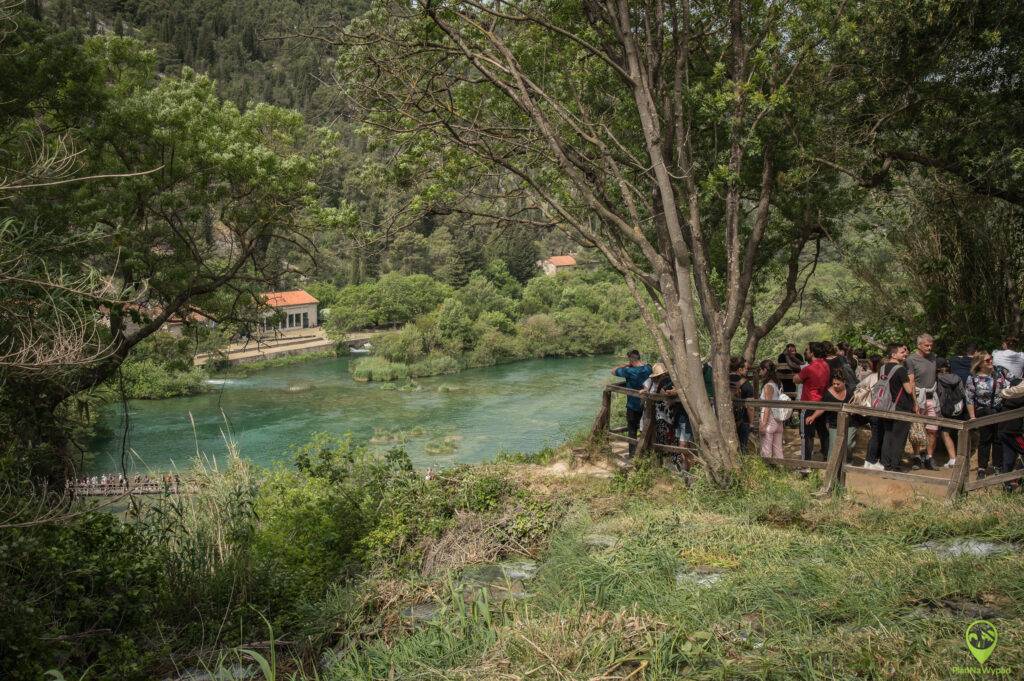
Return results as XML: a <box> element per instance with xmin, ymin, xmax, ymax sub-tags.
<box><xmin>818</xmin><ymin>411</ymin><xmax>848</xmax><ymax>495</ymax></box>
<box><xmin>591</xmin><ymin>387</ymin><xmax>612</xmax><ymax>439</ymax></box>
<box><xmin>946</xmin><ymin>426</ymin><xmax>972</xmax><ymax>499</ymax></box>
<box><xmin>636</xmin><ymin>398</ymin><xmax>656</xmax><ymax>458</ymax></box>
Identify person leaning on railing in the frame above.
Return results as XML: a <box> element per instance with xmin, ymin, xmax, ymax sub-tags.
<box><xmin>999</xmin><ymin>380</ymin><xmax>1024</xmax><ymax>492</ymax></box>
<box><xmin>612</xmin><ymin>349</ymin><xmax>652</xmax><ymax>457</ymax></box>
<box><xmin>966</xmin><ymin>351</ymin><xmax>1010</xmax><ymax>481</ymax></box>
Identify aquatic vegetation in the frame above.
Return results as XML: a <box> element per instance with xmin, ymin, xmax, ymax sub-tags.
<box><xmin>425</xmin><ymin>434</ymin><xmax>462</xmax><ymax>456</ymax></box>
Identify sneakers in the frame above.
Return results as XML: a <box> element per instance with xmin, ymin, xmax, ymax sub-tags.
<box><xmin>863</xmin><ymin>461</ymin><xmax>884</xmax><ymax>471</ymax></box>
<box><xmin>922</xmin><ymin>457</ymin><xmax>937</xmax><ymax>471</ymax></box>
<box><xmin>943</xmin><ymin>459</ymin><xmax>957</xmax><ymax>469</ymax></box>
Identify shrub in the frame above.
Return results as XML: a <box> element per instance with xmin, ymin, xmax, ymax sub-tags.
<box><xmin>456</xmin><ymin>272</ymin><xmax>518</xmax><ymax>320</ymax></box>
<box><xmin>551</xmin><ymin>306</ymin><xmax>625</xmax><ymax>355</ymax></box>
<box><xmin>434</xmin><ymin>297</ymin><xmax>475</xmax><ymax>354</ymax></box>
<box><xmin>408</xmin><ymin>352</ymin><xmax>461</xmax><ymax>377</ymax></box>
<box><xmin>0</xmin><ymin>512</ymin><xmax>165</xmax><ymax>679</ymax></box>
<box><xmin>117</xmin><ymin>358</ymin><xmax>207</xmax><ymax>399</ymax></box>
<box><xmin>475</xmin><ymin>310</ymin><xmax>516</xmax><ymax>335</ymax></box>
<box><xmin>467</xmin><ymin>328</ymin><xmax>522</xmax><ymax>368</ymax></box>
<box><xmin>350</xmin><ymin>356</ymin><xmax>410</xmax><ymax>382</ymax></box>
<box><xmin>521</xmin><ymin>275</ymin><xmax>564</xmax><ymax>314</ymax></box>
<box><xmin>373</xmin><ymin>325</ymin><xmax>427</xmax><ymax>363</ymax></box>
<box><xmin>517</xmin><ymin>313</ymin><xmax>562</xmax><ymax>357</ymax></box>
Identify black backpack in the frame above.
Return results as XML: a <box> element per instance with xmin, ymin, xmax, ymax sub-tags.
<box><xmin>936</xmin><ymin>374</ymin><xmax>965</xmax><ymax>418</ymax></box>
<box><xmin>730</xmin><ymin>375</ymin><xmax>747</xmax><ymax>419</ymax></box>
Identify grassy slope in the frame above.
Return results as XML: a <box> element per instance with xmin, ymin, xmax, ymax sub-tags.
<box><xmin>325</xmin><ymin>459</ymin><xmax>1024</xmax><ymax>680</ymax></box>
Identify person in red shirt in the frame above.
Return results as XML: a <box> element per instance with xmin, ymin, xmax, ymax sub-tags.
<box><xmin>794</xmin><ymin>341</ymin><xmax>831</xmax><ymax>463</ymax></box>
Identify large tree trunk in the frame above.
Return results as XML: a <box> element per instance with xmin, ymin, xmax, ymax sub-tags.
<box><xmin>340</xmin><ymin>1</ymin><xmax>847</xmax><ymax>485</ymax></box>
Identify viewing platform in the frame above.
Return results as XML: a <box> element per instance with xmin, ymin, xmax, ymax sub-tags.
<box><xmin>592</xmin><ymin>382</ymin><xmax>1024</xmax><ymax>502</ymax></box>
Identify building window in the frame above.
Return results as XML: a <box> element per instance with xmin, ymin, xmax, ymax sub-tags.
<box><xmin>302</xmin><ymin>312</ymin><xmax>309</xmax><ymax>328</ymax></box>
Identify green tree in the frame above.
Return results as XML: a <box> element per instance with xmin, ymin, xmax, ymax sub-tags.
<box><xmin>1</xmin><ymin>29</ymin><xmax>331</xmax><ymax>478</ymax></box>
<box><xmin>433</xmin><ymin>297</ymin><xmax>474</xmax><ymax>355</ymax></box>
<box><xmin>340</xmin><ymin>0</ymin><xmax>854</xmax><ymax>482</ymax></box>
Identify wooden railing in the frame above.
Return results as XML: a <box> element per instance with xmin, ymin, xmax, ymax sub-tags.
<box><xmin>592</xmin><ymin>382</ymin><xmax>1024</xmax><ymax>498</ymax></box>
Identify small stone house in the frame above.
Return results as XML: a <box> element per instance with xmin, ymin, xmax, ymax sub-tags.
<box><xmin>538</xmin><ymin>255</ymin><xmax>577</xmax><ymax>276</ymax></box>
<box><xmin>260</xmin><ymin>290</ymin><xmax>319</xmax><ymax>331</ymax></box>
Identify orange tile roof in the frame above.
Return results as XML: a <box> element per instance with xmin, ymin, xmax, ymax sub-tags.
<box><xmin>546</xmin><ymin>255</ymin><xmax>577</xmax><ymax>267</ymax></box>
<box><xmin>261</xmin><ymin>290</ymin><xmax>319</xmax><ymax>307</ymax></box>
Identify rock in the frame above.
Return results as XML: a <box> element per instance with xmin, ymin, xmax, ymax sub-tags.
<box><xmin>456</xmin><ymin>560</ymin><xmax>539</xmax><ymax>602</ymax></box>
<box><xmin>908</xmin><ymin>597</ymin><xmax>1003</xmax><ymax>620</ymax></box>
<box><xmin>499</xmin><ymin>558</ymin><xmax>539</xmax><ymax>580</ymax></box>
<box><xmin>916</xmin><ymin>538</ymin><xmax>1018</xmax><ymax>558</ymax></box>
<box><xmin>400</xmin><ymin>602</ymin><xmax>441</xmax><ymax>622</ymax></box>
<box><xmin>582</xmin><ymin>533</ymin><xmax>618</xmax><ymax>550</ymax></box>
<box><xmin>675</xmin><ymin>567</ymin><xmax>725</xmax><ymax>588</ymax></box>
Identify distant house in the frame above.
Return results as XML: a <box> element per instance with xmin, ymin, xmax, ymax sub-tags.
<box><xmin>111</xmin><ymin>304</ymin><xmax>214</xmax><ymax>338</ymax></box>
<box><xmin>260</xmin><ymin>290</ymin><xmax>319</xmax><ymax>331</ymax></box>
<box><xmin>538</xmin><ymin>255</ymin><xmax>577</xmax><ymax>276</ymax></box>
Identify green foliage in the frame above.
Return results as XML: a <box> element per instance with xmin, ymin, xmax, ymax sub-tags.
<box><xmin>349</xmin><ymin>355</ymin><xmax>409</xmax><ymax>382</ymax></box>
<box><xmin>373</xmin><ymin>325</ymin><xmax>427</xmax><ymax>363</ymax></box>
<box><xmin>116</xmin><ymin>358</ymin><xmax>208</xmax><ymax>399</ymax></box>
<box><xmin>341</xmin><ymin>268</ymin><xmax>642</xmax><ymax>381</ymax></box>
<box><xmin>456</xmin><ymin>272</ymin><xmax>518</xmax><ymax>321</ymax></box>
<box><xmin>407</xmin><ymin>352</ymin><xmax>460</xmax><ymax>378</ymax></box>
<box><xmin>1</xmin><ymin>510</ymin><xmax>165</xmax><ymax>679</ymax></box>
<box><xmin>326</xmin><ymin>273</ymin><xmax>452</xmax><ymax>333</ymax></box>
<box><xmin>454</xmin><ymin>472</ymin><xmax>511</xmax><ymax>513</ymax></box>
<box><xmin>433</xmin><ymin>297</ymin><xmax>475</xmax><ymax>355</ymax></box>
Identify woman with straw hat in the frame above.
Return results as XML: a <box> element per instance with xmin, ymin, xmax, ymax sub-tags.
<box><xmin>642</xmin><ymin>363</ymin><xmax>680</xmax><ymax>446</ymax></box>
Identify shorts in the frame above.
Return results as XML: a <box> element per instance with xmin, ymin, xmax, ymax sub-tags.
<box><xmin>920</xmin><ymin>398</ymin><xmax>938</xmax><ymax>432</ymax></box>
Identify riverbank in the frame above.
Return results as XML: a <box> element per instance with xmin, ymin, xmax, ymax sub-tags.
<box><xmin>18</xmin><ymin>440</ymin><xmax>1024</xmax><ymax>679</ymax></box>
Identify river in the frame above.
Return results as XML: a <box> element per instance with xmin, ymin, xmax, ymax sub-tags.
<box><xmin>88</xmin><ymin>354</ymin><xmax>617</xmax><ymax>473</ymax></box>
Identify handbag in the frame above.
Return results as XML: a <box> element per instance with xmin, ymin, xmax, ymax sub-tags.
<box><xmin>909</xmin><ymin>421</ymin><xmax>927</xmax><ymax>448</ymax></box>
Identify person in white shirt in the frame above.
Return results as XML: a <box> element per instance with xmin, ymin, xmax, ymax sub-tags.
<box><xmin>993</xmin><ymin>337</ymin><xmax>1024</xmax><ymax>381</ymax></box>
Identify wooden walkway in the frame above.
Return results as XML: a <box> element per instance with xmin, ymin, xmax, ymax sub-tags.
<box><xmin>592</xmin><ymin>383</ymin><xmax>1024</xmax><ymax>499</ymax></box>
<box><xmin>69</xmin><ymin>480</ymin><xmax>183</xmax><ymax>496</ymax></box>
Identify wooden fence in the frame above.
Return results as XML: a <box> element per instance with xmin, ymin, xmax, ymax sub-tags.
<box><xmin>592</xmin><ymin>382</ymin><xmax>1024</xmax><ymax>498</ymax></box>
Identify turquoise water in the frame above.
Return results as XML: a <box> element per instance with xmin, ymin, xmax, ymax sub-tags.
<box><xmin>88</xmin><ymin>355</ymin><xmax>616</xmax><ymax>473</ymax></box>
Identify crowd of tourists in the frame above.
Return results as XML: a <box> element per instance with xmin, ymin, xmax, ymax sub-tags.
<box><xmin>68</xmin><ymin>473</ymin><xmax>181</xmax><ymax>495</ymax></box>
<box><xmin>611</xmin><ymin>335</ymin><xmax>1024</xmax><ymax>490</ymax></box>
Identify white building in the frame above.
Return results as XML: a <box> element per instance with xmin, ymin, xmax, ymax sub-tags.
<box><xmin>260</xmin><ymin>290</ymin><xmax>319</xmax><ymax>332</ymax></box>
<box><xmin>538</xmin><ymin>255</ymin><xmax>577</xmax><ymax>276</ymax></box>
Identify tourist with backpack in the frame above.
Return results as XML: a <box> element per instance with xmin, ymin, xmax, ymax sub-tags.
<box><xmin>855</xmin><ymin>355</ymin><xmax>886</xmax><ymax>469</ymax></box>
<box><xmin>966</xmin><ymin>351</ymin><xmax>1011</xmax><ymax>480</ymax></box>
<box><xmin>757</xmin><ymin>360</ymin><xmax>790</xmax><ymax>459</ymax></box>
<box><xmin>729</xmin><ymin>357</ymin><xmax>756</xmax><ymax>453</ymax></box>
<box><xmin>905</xmin><ymin>333</ymin><xmax>939</xmax><ymax>470</ymax></box>
<box><xmin>935</xmin><ymin>357</ymin><xmax>967</xmax><ymax>468</ymax></box>
<box><xmin>794</xmin><ymin>342</ymin><xmax>831</xmax><ymax>467</ymax></box>
<box><xmin>875</xmin><ymin>343</ymin><xmax>915</xmax><ymax>471</ymax></box>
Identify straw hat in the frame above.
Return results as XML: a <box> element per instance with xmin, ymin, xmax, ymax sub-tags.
<box><xmin>650</xmin><ymin>362</ymin><xmax>669</xmax><ymax>378</ymax></box>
